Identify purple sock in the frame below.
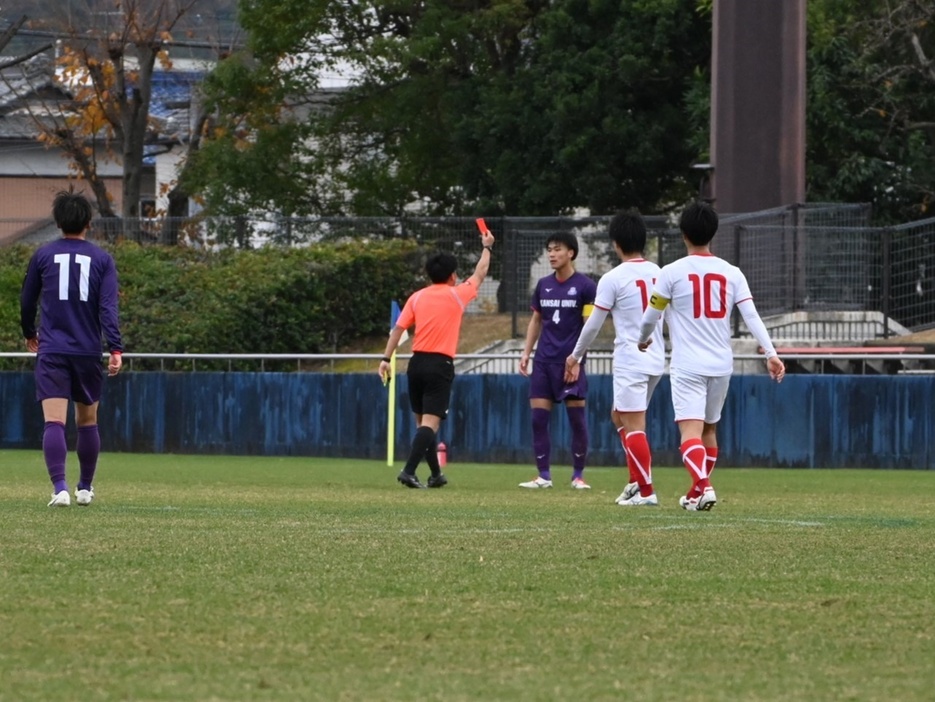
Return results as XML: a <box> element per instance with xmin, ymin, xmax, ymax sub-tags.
<box><xmin>76</xmin><ymin>425</ymin><xmax>101</xmax><ymax>490</ymax></box>
<box><xmin>43</xmin><ymin>421</ymin><xmax>68</xmax><ymax>493</ymax></box>
<box><xmin>567</xmin><ymin>405</ymin><xmax>589</xmax><ymax>479</ymax></box>
<box><xmin>531</xmin><ymin>407</ymin><xmax>551</xmax><ymax>480</ymax></box>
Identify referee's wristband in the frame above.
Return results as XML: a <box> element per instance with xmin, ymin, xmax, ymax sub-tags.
<box><xmin>483</xmin><ymin>245</ymin><xmax>493</xmax><ymax>251</ymax></box>
<box><xmin>381</xmin><ymin>356</ymin><xmax>392</xmax><ymax>363</ymax></box>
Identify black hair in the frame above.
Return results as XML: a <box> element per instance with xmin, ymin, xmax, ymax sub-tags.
<box><xmin>679</xmin><ymin>201</ymin><xmax>719</xmax><ymax>246</ymax></box>
<box><xmin>52</xmin><ymin>190</ymin><xmax>93</xmax><ymax>235</ymax></box>
<box><xmin>425</xmin><ymin>252</ymin><xmax>458</xmax><ymax>283</ymax></box>
<box><xmin>546</xmin><ymin>231</ymin><xmax>580</xmax><ymax>260</ymax></box>
<box><xmin>608</xmin><ymin>210</ymin><xmax>647</xmax><ymax>255</ymax></box>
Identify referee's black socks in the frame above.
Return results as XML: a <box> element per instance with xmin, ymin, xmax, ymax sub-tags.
<box><xmin>404</xmin><ymin>426</ymin><xmax>437</xmax><ymax>475</ymax></box>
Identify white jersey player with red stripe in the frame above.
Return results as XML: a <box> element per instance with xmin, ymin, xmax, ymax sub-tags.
<box><xmin>567</xmin><ymin>211</ymin><xmax>667</xmax><ymax>507</ymax></box>
<box><xmin>650</xmin><ymin>253</ymin><xmax>759</xmax><ymax>376</ymax></box>
<box><xmin>603</xmin><ymin>258</ymin><xmax>665</xmax><ymax>375</ymax></box>
<box><xmin>637</xmin><ymin>201</ymin><xmax>785</xmax><ymax>514</ymax></box>
<box><xmin>573</xmin><ymin>258</ymin><xmax>664</xmax><ymax>375</ymax></box>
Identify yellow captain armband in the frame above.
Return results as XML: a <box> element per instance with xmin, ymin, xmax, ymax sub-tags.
<box><xmin>582</xmin><ymin>303</ymin><xmax>595</xmax><ymax>318</ymax></box>
<box><xmin>648</xmin><ymin>294</ymin><xmax>669</xmax><ymax>311</ymax></box>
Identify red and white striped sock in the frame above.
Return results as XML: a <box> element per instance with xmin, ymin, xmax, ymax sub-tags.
<box><xmin>618</xmin><ymin>427</ymin><xmax>638</xmax><ymax>484</ymax></box>
<box><xmin>680</xmin><ymin>438</ymin><xmax>709</xmax><ymax>494</ymax></box>
<box><xmin>625</xmin><ymin>431</ymin><xmax>654</xmax><ymax>496</ymax></box>
<box><xmin>705</xmin><ymin>446</ymin><xmax>719</xmax><ymax>482</ymax></box>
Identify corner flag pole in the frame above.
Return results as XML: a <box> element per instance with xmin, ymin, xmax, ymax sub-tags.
<box><xmin>386</xmin><ymin>300</ymin><xmax>402</xmax><ymax>467</ymax></box>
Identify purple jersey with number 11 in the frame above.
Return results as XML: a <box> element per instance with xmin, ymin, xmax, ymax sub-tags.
<box><xmin>20</xmin><ymin>238</ymin><xmax>123</xmax><ymax>357</ymax></box>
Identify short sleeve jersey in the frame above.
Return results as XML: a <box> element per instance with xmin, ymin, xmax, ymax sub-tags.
<box><xmin>531</xmin><ymin>271</ymin><xmax>597</xmax><ymax>364</ymax></box>
<box><xmin>20</xmin><ymin>238</ymin><xmax>123</xmax><ymax>357</ymax></box>
<box><xmin>595</xmin><ymin>258</ymin><xmax>665</xmax><ymax>375</ymax></box>
<box><xmin>397</xmin><ymin>280</ymin><xmax>479</xmax><ymax>358</ymax></box>
<box><xmin>651</xmin><ymin>253</ymin><xmax>752</xmax><ymax>376</ymax></box>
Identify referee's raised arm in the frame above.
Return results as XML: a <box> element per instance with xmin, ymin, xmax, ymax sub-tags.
<box><xmin>468</xmin><ymin>230</ymin><xmax>496</xmax><ymax>288</ymax></box>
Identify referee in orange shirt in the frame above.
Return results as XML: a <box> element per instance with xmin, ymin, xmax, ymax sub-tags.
<box><xmin>378</xmin><ymin>227</ymin><xmax>496</xmax><ymax>488</ymax></box>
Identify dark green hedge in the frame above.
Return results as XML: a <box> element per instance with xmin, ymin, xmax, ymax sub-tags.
<box><xmin>1</xmin><ymin>240</ymin><xmax>424</xmax><ymax>367</ymax></box>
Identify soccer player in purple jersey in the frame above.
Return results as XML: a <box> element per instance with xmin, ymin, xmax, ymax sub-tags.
<box><xmin>20</xmin><ymin>191</ymin><xmax>124</xmax><ymax>508</ymax></box>
<box><xmin>518</xmin><ymin>232</ymin><xmax>597</xmax><ymax>489</ymax></box>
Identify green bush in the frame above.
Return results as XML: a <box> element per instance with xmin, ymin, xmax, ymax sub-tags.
<box><xmin>1</xmin><ymin>240</ymin><xmax>424</xmax><ymax>368</ymax></box>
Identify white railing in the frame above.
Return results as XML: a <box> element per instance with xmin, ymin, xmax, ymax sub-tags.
<box><xmin>1</xmin><ymin>351</ymin><xmax>933</xmax><ymax>374</ymax></box>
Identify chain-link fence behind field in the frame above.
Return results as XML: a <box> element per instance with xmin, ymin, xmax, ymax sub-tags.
<box><xmin>732</xmin><ymin>217</ymin><xmax>934</xmax><ymax>337</ymax></box>
<box><xmin>888</xmin><ymin>217</ymin><xmax>935</xmax><ymax>331</ymax></box>
<box><xmin>6</xmin><ymin>202</ymin><xmax>933</xmax><ymax>338</ymax></box>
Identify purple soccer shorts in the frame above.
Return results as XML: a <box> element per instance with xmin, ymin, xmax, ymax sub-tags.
<box><xmin>528</xmin><ymin>361</ymin><xmax>588</xmax><ymax>403</ymax></box>
<box><xmin>34</xmin><ymin>353</ymin><xmax>105</xmax><ymax>404</ymax></box>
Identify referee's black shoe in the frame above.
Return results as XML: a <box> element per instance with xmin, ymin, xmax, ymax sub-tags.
<box><xmin>397</xmin><ymin>471</ymin><xmax>426</xmax><ymax>489</ymax></box>
<box><xmin>427</xmin><ymin>474</ymin><xmax>448</xmax><ymax>488</ymax></box>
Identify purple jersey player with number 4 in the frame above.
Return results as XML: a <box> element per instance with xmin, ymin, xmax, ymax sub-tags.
<box><xmin>518</xmin><ymin>232</ymin><xmax>597</xmax><ymax>490</ymax></box>
<box><xmin>20</xmin><ymin>190</ymin><xmax>124</xmax><ymax>508</ymax></box>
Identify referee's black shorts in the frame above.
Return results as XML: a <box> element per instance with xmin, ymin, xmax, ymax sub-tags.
<box><xmin>407</xmin><ymin>352</ymin><xmax>455</xmax><ymax>419</ymax></box>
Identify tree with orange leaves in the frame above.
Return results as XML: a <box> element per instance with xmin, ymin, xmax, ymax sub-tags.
<box><xmin>9</xmin><ymin>1</ymin><xmax>229</xmax><ymax>240</ymax></box>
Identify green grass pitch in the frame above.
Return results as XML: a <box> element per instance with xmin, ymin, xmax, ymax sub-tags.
<box><xmin>1</xmin><ymin>450</ymin><xmax>933</xmax><ymax>701</ymax></box>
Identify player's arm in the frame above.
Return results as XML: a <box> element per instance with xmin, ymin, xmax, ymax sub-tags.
<box><xmin>637</xmin><ymin>293</ymin><xmax>668</xmax><ymax>350</ymax></box>
<box><xmin>565</xmin><ymin>306</ymin><xmax>608</xmax><ymax>382</ymax></box>
<box><xmin>570</xmin><ymin>306</ymin><xmax>607</xmax><ymax>362</ymax></box>
<box><xmin>378</xmin><ymin>325</ymin><xmax>408</xmax><ymax>382</ymax></box>
<box><xmin>100</xmin><ymin>259</ymin><xmax>124</xmax><ymax>356</ymax></box>
<box><xmin>19</xmin><ymin>257</ymin><xmax>41</xmax><ymax>346</ymax></box>
<box><xmin>566</xmin><ymin>308</ymin><xmax>606</xmax><ymax>381</ymax></box>
<box><xmin>467</xmin><ymin>230</ymin><xmax>495</xmax><ymax>289</ymax></box>
<box><xmin>519</xmin><ymin>310</ymin><xmax>542</xmax><ymax>377</ymax></box>
<box><xmin>737</xmin><ymin>298</ymin><xmax>785</xmax><ymax>382</ymax></box>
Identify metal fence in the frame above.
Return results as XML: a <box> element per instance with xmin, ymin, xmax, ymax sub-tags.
<box><xmin>2</xmin><ymin>351</ymin><xmax>933</xmax><ymax>375</ymax></box>
<box><xmin>6</xmin><ymin>202</ymin><xmax>933</xmax><ymax>339</ymax></box>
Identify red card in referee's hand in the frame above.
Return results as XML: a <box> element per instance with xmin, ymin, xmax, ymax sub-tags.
<box><xmin>475</xmin><ymin>218</ymin><xmax>490</xmax><ymax>236</ymax></box>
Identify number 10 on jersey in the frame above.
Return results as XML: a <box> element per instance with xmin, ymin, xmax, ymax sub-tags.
<box><xmin>688</xmin><ymin>273</ymin><xmax>727</xmax><ymax>319</ymax></box>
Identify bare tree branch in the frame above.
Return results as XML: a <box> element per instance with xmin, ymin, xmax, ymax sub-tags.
<box><xmin>910</xmin><ymin>32</ymin><xmax>935</xmax><ymax>82</ymax></box>
<box><xmin>0</xmin><ymin>16</ymin><xmax>54</xmax><ymax>69</ymax></box>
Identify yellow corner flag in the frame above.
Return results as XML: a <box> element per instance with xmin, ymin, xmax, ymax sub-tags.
<box><xmin>386</xmin><ymin>301</ymin><xmax>408</xmax><ymax>466</ymax></box>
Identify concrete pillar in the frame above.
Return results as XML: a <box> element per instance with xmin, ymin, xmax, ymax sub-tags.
<box><xmin>710</xmin><ymin>0</ymin><xmax>806</xmax><ymax>212</ymax></box>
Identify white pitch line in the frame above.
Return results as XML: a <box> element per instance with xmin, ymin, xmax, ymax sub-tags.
<box><xmin>104</xmin><ymin>505</ymin><xmax>827</xmax><ymax>530</ymax></box>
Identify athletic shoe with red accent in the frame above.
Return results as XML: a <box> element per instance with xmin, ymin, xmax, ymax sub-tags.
<box><xmin>680</xmin><ymin>487</ymin><xmax>717</xmax><ymax>511</ymax></box>
<box><xmin>571</xmin><ymin>477</ymin><xmax>591</xmax><ymax>490</ymax></box>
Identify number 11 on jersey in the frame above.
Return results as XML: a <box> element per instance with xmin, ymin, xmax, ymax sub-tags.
<box><xmin>54</xmin><ymin>253</ymin><xmax>91</xmax><ymax>302</ymax></box>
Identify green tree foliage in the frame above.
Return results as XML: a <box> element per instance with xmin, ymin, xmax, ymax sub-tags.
<box><xmin>807</xmin><ymin>0</ymin><xmax>935</xmax><ymax>223</ymax></box>
<box><xmin>0</xmin><ymin>240</ymin><xmax>423</xmax><ymax>365</ymax></box>
<box><xmin>186</xmin><ymin>0</ymin><xmax>710</xmax><ymax>217</ymax></box>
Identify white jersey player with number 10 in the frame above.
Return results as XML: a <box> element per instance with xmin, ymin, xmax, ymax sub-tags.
<box><xmin>565</xmin><ymin>211</ymin><xmax>664</xmax><ymax>507</ymax></box>
<box><xmin>637</xmin><ymin>201</ymin><xmax>785</xmax><ymax>512</ymax></box>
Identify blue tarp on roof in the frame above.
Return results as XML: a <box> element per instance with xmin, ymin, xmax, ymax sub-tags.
<box><xmin>145</xmin><ymin>70</ymin><xmax>205</xmax><ymax>163</ymax></box>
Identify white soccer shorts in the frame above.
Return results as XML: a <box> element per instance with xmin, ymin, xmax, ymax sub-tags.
<box><xmin>612</xmin><ymin>367</ymin><xmax>662</xmax><ymax>413</ymax></box>
<box><xmin>669</xmin><ymin>368</ymin><xmax>731</xmax><ymax>424</ymax></box>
